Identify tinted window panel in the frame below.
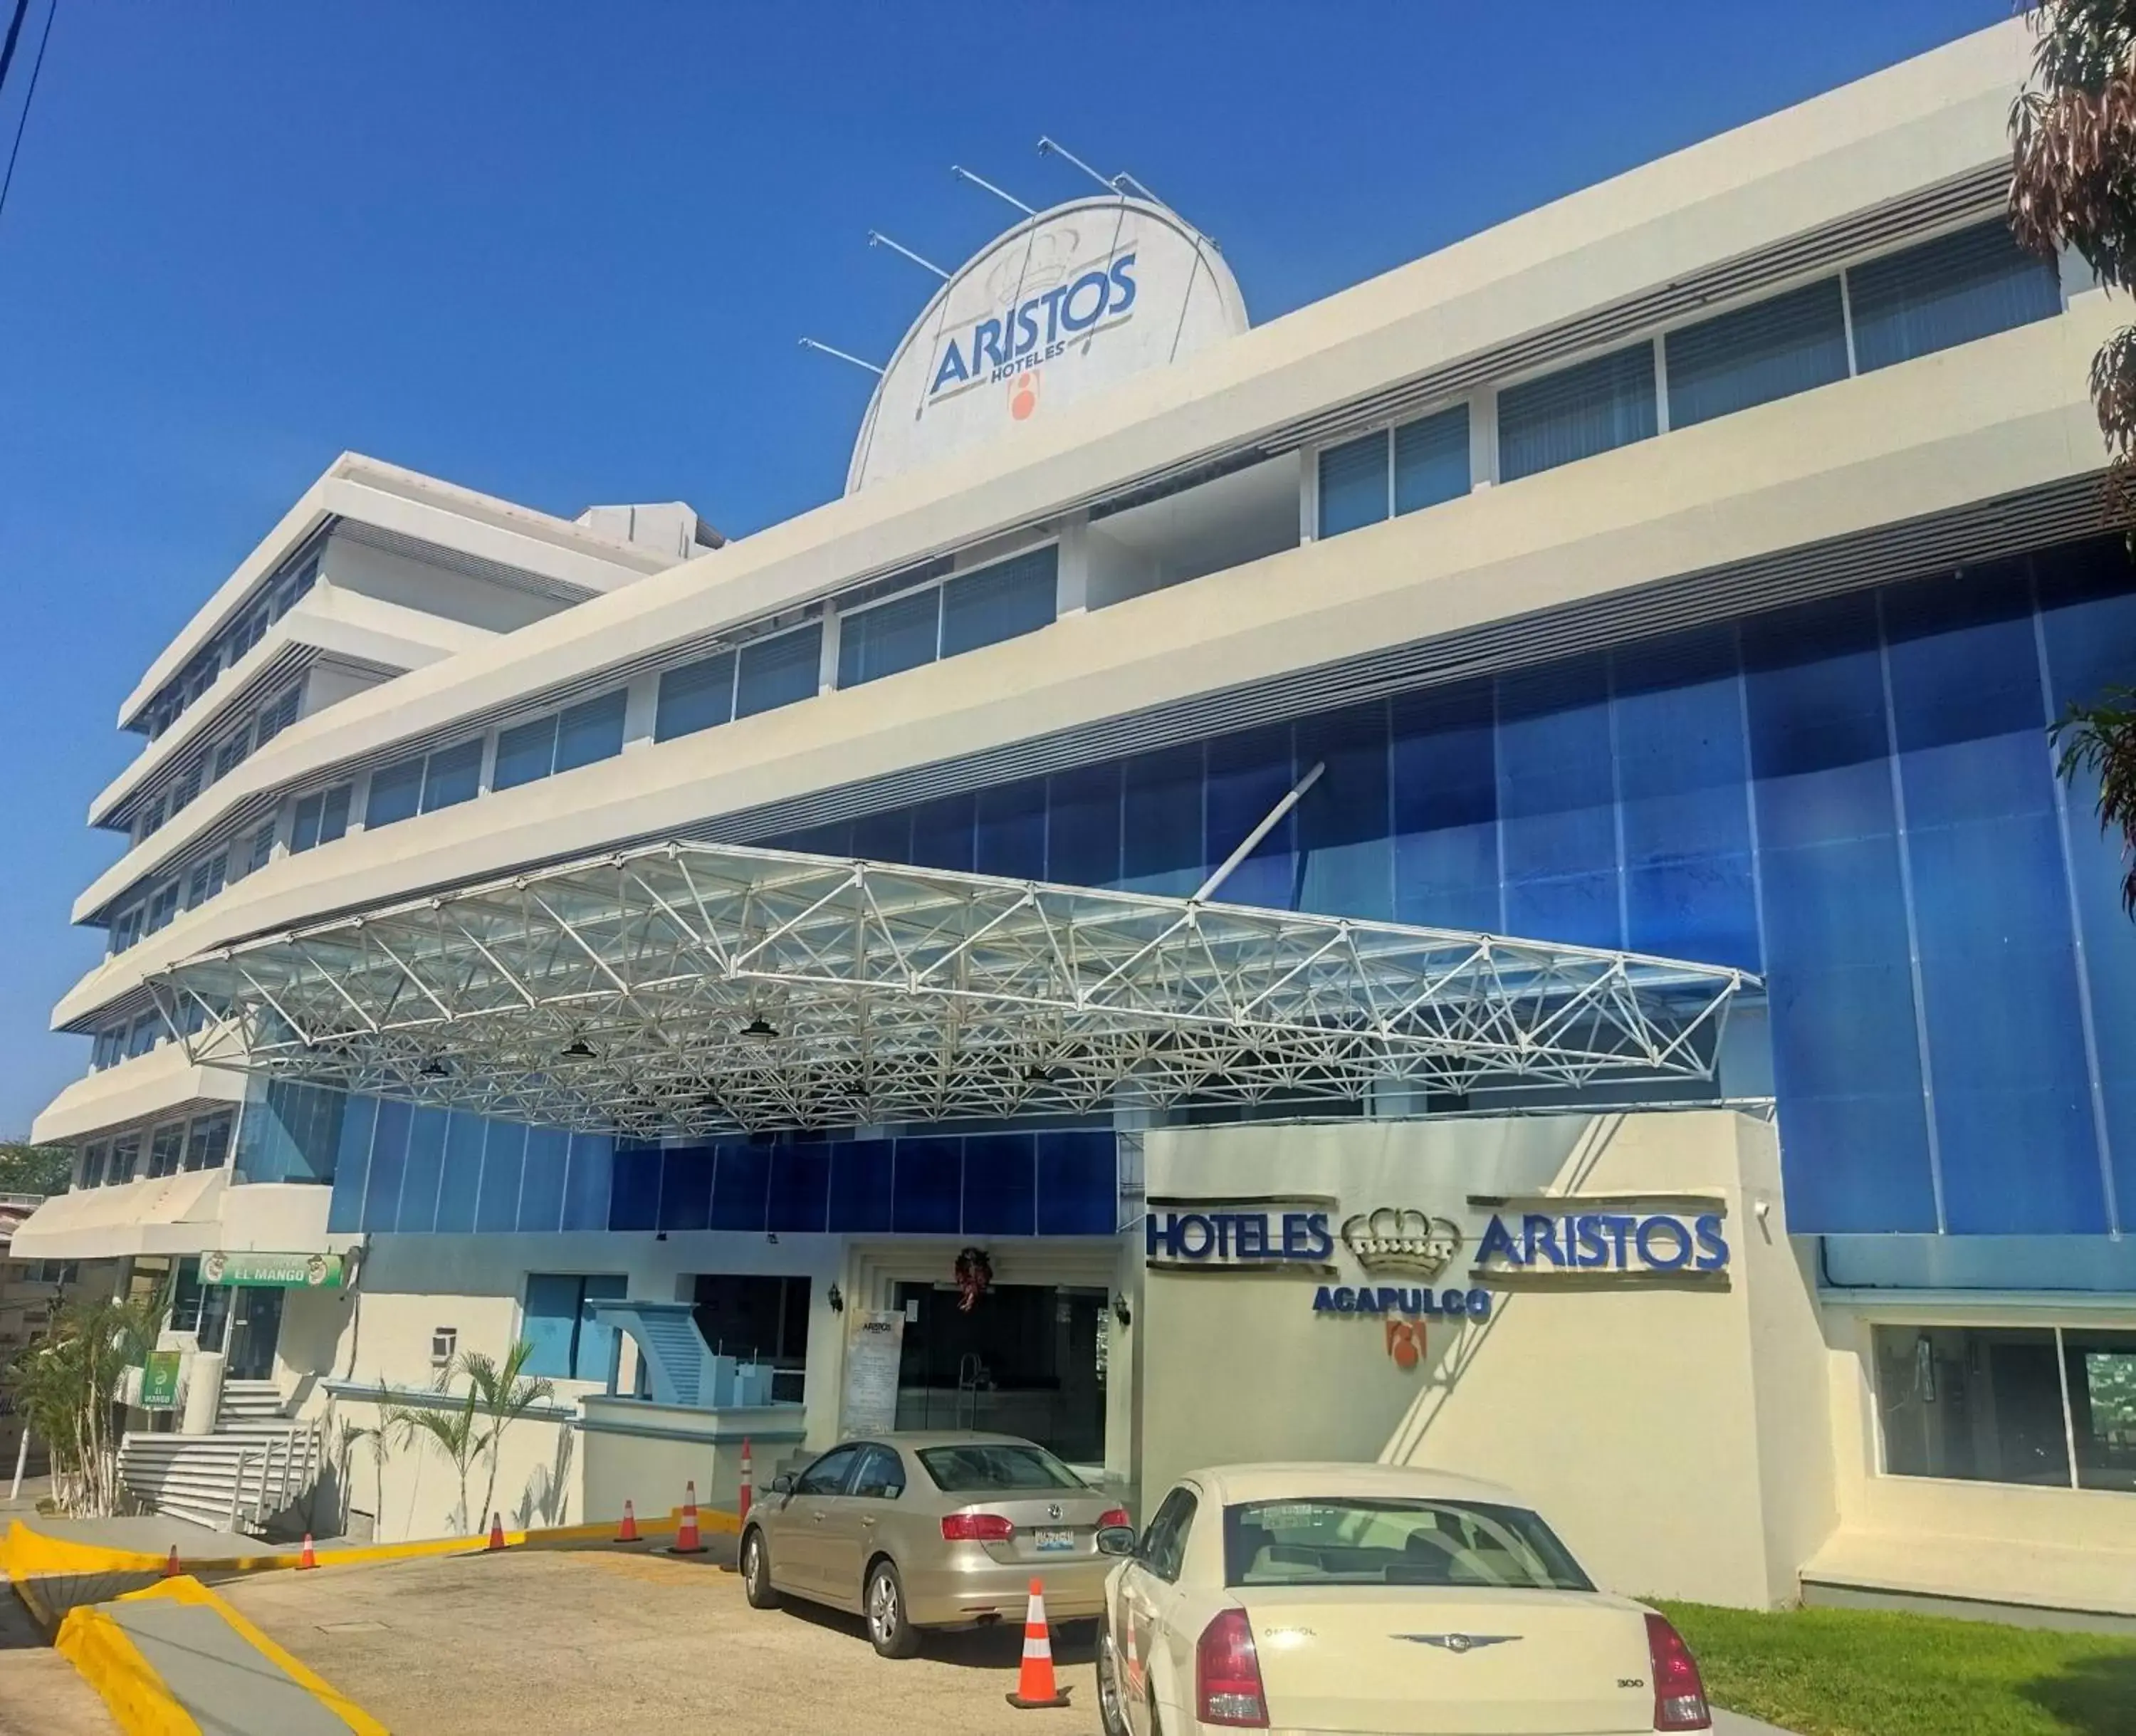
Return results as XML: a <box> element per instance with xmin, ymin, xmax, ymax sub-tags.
<box><xmin>1665</xmin><ymin>278</ymin><xmax>1850</xmax><ymax>429</ymax></box>
<box><xmin>556</xmin><ymin>691</ymin><xmax>627</xmax><ymax>773</ymax></box>
<box><xmin>939</xmin><ymin>547</ymin><xmax>1057</xmax><ymax>659</ymax></box>
<box><xmin>493</xmin><ymin>716</ymin><xmax>557</xmax><ymax>790</ymax></box>
<box><xmin>1849</xmin><ymin>221</ymin><xmax>2061</xmax><ymax>372</ymax></box>
<box><xmin>1393</xmin><ymin>405</ymin><xmax>1470</xmax><ymax>516</ymax></box>
<box><xmin>735</xmin><ymin>624</ymin><xmax>823</xmax><ymax>718</ymax></box>
<box><xmin>366</xmin><ymin>758</ymin><xmax>424</xmax><ymax>827</ymax></box>
<box><xmin>655</xmin><ymin>652</ymin><xmax>735</xmax><ymax>742</ymax></box>
<box><xmin>421</xmin><ymin>738</ymin><xmax>483</xmax><ymax>812</ymax></box>
<box><xmin>1317</xmin><ymin>431</ymin><xmax>1388</xmax><ymax>538</ymax></box>
<box><xmin>1497</xmin><ymin>343</ymin><xmax>1657</xmax><ymax>481</ymax></box>
<box><xmin>839</xmin><ymin>589</ymin><xmax>939</xmax><ymax>687</ymax></box>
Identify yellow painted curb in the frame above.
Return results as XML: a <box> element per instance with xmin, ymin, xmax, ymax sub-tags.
<box><xmin>120</xmin><ymin>1576</ymin><xmax>387</xmax><ymax>1736</ymax></box>
<box><xmin>53</xmin><ymin>1598</ymin><xmax>199</xmax><ymax>1736</ymax></box>
<box><xmin>1</xmin><ymin>1504</ymin><xmax>738</xmax><ymax>1588</ymax></box>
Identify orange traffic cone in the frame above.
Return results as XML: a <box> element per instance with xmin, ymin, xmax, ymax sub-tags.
<box><xmin>1005</xmin><ymin>1578</ymin><xmax>1072</xmax><ymax>1709</ymax></box>
<box><xmin>617</xmin><ymin>1499</ymin><xmax>640</xmax><ymax>1543</ymax></box>
<box><xmin>487</xmin><ymin>1512</ymin><xmax>506</xmax><ymax>1553</ymax></box>
<box><xmin>298</xmin><ymin>1533</ymin><xmax>318</xmax><ymax>1570</ymax></box>
<box><xmin>738</xmin><ymin>1438</ymin><xmax>754</xmax><ymax>1525</ymax></box>
<box><xmin>163</xmin><ymin>1545</ymin><xmax>180</xmax><ymax>1579</ymax></box>
<box><xmin>669</xmin><ymin>1480</ymin><xmax>706</xmax><ymax>1555</ymax></box>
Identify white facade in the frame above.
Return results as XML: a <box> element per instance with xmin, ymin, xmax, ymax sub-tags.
<box><xmin>19</xmin><ymin>20</ymin><xmax>2136</xmax><ymax>1624</ymax></box>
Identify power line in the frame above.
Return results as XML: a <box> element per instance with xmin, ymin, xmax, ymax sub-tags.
<box><xmin>0</xmin><ymin>0</ymin><xmax>33</xmax><ymax>103</ymax></box>
<box><xmin>0</xmin><ymin>0</ymin><xmax>56</xmax><ymax>230</ymax></box>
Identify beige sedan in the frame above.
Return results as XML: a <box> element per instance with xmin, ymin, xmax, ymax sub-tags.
<box><xmin>1096</xmin><ymin>1463</ymin><xmax>1714</xmax><ymax>1735</ymax></box>
<box><xmin>740</xmin><ymin>1430</ymin><xmax>1130</xmax><ymax>1658</ymax></box>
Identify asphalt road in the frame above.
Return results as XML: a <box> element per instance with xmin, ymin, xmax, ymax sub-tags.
<box><xmin>220</xmin><ymin>1538</ymin><xmax>1106</xmax><ymax>1736</ymax></box>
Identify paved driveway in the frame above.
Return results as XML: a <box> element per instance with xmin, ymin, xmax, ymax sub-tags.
<box><xmin>219</xmin><ymin>1539</ymin><xmax>1104</xmax><ymax>1736</ymax></box>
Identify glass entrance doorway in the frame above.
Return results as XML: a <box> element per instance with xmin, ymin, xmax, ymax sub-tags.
<box><xmin>224</xmin><ymin>1287</ymin><xmax>284</xmax><ymax>1381</ymax></box>
<box><xmin>894</xmin><ymin>1283</ymin><xmax>1107</xmax><ymax>1463</ymax></box>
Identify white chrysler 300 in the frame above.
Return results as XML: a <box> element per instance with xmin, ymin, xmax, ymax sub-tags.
<box><xmin>1094</xmin><ymin>1464</ymin><xmax>1712</xmax><ymax>1735</ymax></box>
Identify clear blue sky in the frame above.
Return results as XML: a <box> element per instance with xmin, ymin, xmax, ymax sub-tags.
<box><xmin>0</xmin><ymin>1</ymin><xmax>2007</xmax><ymax>1135</ymax></box>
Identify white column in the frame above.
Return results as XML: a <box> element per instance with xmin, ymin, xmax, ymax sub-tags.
<box><xmin>817</xmin><ymin>609</ymin><xmax>842</xmax><ymax>696</ymax></box>
<box><xmin>621</xmin><ymin>670</ymin><xmax>660</xmax><ymax>753</ymax></box>
<box><xmin>1056</xmin><ymin>519</ymin><xmax>1090</xmax><ymax>617</ymax></box>
<box><xmin>1468</xmin><ymin>388</ymin><xmax>1499</xmax><ymax>490</ymax></box>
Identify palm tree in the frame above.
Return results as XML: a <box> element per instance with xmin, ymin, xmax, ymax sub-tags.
<box><xmin>461</xmin><ymin>1341</ymin><xmax>555</xmax><ymax>1532</ymax></box>
<box><xmin>2053</xmin><ymin>689</ymin><xmax>2136</xmax><ymax>913</ymax></box>
<box><xmin>1</xmin><ymin>1285</ymin><xmax>167</xmax><ymax>1517</ymax></box>
<box><xmin>379</xmin><ymin>1341</ymin><xmax>555</xmax><ymax>1536</ymax></box>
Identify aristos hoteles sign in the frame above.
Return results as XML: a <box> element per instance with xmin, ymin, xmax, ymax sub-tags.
<box><xmin>845</xmin><ymin>194</ymin><xmax>1249</xmax><ymax>493</ymax></box>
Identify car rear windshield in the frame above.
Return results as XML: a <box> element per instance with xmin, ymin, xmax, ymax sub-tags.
<box><xmin>1223</xmin><ymin>1497</ymin><xmax>1595</xmax><ymax>1592</ymax></box>
<box><xmin>917</xmin><ymin>1444</ymin><xmax>1084</xmax><ymax>1493</ymax></box>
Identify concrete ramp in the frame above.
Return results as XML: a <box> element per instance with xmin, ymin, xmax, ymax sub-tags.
<box><xmin>57</xmin><ymin>1577</ymin><xmax>382</xmax><ymax>1736</ymax></box>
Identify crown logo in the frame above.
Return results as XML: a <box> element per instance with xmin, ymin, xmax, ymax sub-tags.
<box><xmin>1341</xmin><ymin>1208</ymin><xmax>1462</xmax><ymax>1277</ymax></box>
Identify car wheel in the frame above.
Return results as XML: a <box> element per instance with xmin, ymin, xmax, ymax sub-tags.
<box><xmin>864</xmin><ymin>1559</ymin><xmax>921</xmax><ymax>1659</ymax></box>
<box><xmin>740</xmin><ymin>1527</ymin><xmax>779</xmax><ymax>1609</ymax></box>
<box><xmin>1095</xmin><ymin>1623</ymin><xmax>1130</xmax><ymax>1736</ymax></box>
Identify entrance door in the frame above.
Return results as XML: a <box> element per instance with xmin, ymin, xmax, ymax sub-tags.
<box><xmin>893</xmin><ymin>1283</ymin><xmax>1107</xmax><ymax>1461</ymax></box>
<box><xmin>224</xmin><ymin>1287</ymin><xmax>284</xmax><ymax>1382</ymax></box>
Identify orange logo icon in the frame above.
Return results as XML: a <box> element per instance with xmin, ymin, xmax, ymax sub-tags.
<box><xmin>1009</xmin><ymin>370</ymin><xmax>1040</xmax><ymax>420</ymax></box>
<box><xmin>1385</xmin><ymin>1317</ymin><xmax>1425</xmax><ymax>1370</ymax></box>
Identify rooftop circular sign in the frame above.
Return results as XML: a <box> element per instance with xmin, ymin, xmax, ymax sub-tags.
<box><xmin>846</xmin><ymin>194</ymin><xmax>1248</xmax><ymax>493</ymax></box>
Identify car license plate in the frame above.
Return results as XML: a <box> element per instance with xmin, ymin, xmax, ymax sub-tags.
<box><xmin>1034</xmin><ymin>1528</ymin><xmax>1074</xmax><ymax>1553</ymax></box>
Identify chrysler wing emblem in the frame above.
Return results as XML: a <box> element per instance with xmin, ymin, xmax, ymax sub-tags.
<box><xmin>1397</xmin><ymin>1633</ymin><xmax>1522</xmax><ymax>1654</ymax></box>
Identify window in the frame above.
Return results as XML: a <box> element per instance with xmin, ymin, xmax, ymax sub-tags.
<box><xmin>1393</xmin><ymin>404</ymin><xmax>1471</xmax><ymax>516</ymax></box>
<box><xmin>246</xmin><ymin>821</ymin><xmax>277</xmax><ymax>874</ymax></box>
<box><xmin>126</xmin><ymin>1012</ymin><xmax>164</xmax><ymax>1060</ymax></box>
<box><xmin>211</xmin><ymin>724</ymin><xmax>252</xmax><ymax>782</ymax></box>
<box><xmin>1497</xmin><ymin>342</ymin><xmax>1657</xmax><ymax>481</ymax></box>
<box><xmin>493</xmin><ymin>714</ymin><xmax>557</xmax><ymax>791</ymax></box>
<box><xmin>1318</xmin><ymin>407</ymin><xmax>1471</xmax><ymax>540</ymax></box>
<box><xmin>554</xmin><ymin>691</ymin><xmax>627</xmax><ymax>774</ymax></box>
<box><xmin>169</xmin><ymin>762</ymin><xmax>200</xmax><ymax>812</ymax></box>
<box><xmin>1317</xmin><ymin>432</ymin><xmax>1389</xmax><ymax>538</ymax></box>
<box><xmin>1848</xmin><ymin>220</ymin><xmax>2062</xmax><ymax>373</ymax></box>
<box><xmin>691</xmin><ymin>1275</ymin><xmax>810</xmax><ymax>1403</ymax></box>
<box><xmin>420</xmin><ymin>738</ymin><xmax>483</xmax><ymax>812</ymax></box>
<box><xmin>108</xmin><ymin>1132</ymin><xmax>140</xmax><ymax>1184</ymax></box>
<box><xmin>851</xmin><ymin>1444</ymin><xmax>907</xmax><ymax>1500</ymax></box>
<box><xmin>133</xmin><ymin>793</ymin><xmax>164</xmax><ymax>844</ymax></box>
<box><xmin>917</xmin><ymin>1443</ymin><xmax>1082</xmax><ymax>1493</ymax></box>
<box><xmin>110</xmin><ymin>906</ymin><xmax>144</xmax><ymax>954</ymax></box>
<box><xmin>290</xmin><ymin>784</ymin><xmax>351</xmax><ymax>854</ymax></box>
<box><xmin>735</xmin><ymin>623</ymin><xmax>823</xmax><ymax>718</ymax></box>
<box><xmin>2067</xmin><ymin>1330</ymin><xmax>2136</xmax><ymax>1493</ymax></box>
<box><xmin>795</xmin><ymin>1443</ymin><xmax>863</xmax><ymax>1497</ymax></box>
<box><xmin>184</xmin><ymin>854</ymin><xmax>226</xmax><ymax>910</ymax></box>
<box><xmin>839</xmin><ymin>588</ymin><xmax>938</xmax><ymax>687</ymax></box>
<box><xmin>145</xmin><ymin>880</ymin><xmax>179</xmax><ymax>934</ymax></box>
<box><xmin>1873</xmin><ymin>1324</ymin><xmax>2127</xmax><ymax>1492</ymax></box>
<box><xmin>1138</xmin><ymin>1485</ymin><xmax>1198</xmax><ymax>1584</ymax></box>
<box><xmin>520</xmin><ymin>1272</ymin><xmax>627</xmax><ymax>1380</ymax></box>
<box><xmin>80</xmin><ymin>1143</ymin><xmax>108</xmax><ymax>1188</ymax></box>
<box><xmin>364</xmin><ymin>756</ymin><xmax>425</xmax><ymax>828</ymax></box>
<box><xmin>147</xmin><ymin>1121</ymin><xmax>186</xmax><ymax>1178</ymax></box>
<box><xmin>655</xmin><ymin>652</ymin><xmax>738</xmax><ymax>743</ymax></box>
<box><xmin>1222</xmin><ymin>1497</ymin><xmax>1593</xmax><ymax>1591</ymax></box>
<box><xmin>938</xmin><ymin>547</ymin><xmax>1057</xmax><ymax>659</ymax></box>
<box><xmin>184</xmin><ymin>1112</ymin><xmax>232</xmax><ymax>1173</ymax></box>
<box><xmin>170</xmin><ymin>1257</ymin><xmax>203</xmax><ymax>1334</ymax></box>
<box><xmin>92</xmin><ymin>1025</ymin><xmax>126</xmax><ymax>1070</ymax></box>
<box><xmin>254</xmin><ymin>686</ymin><xmax>301</xmax><ymax>746</ymax></box>
<box><xmin>1666</xmin><ymin>278</ymin><xmax>1850</xmax><ymax>430</ymax></box>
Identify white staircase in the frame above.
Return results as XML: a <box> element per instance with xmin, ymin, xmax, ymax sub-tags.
<box><xmin>117</xmin><ymin>1381</ymin><xmax>324</xmax><ymax>1535</ymax></box>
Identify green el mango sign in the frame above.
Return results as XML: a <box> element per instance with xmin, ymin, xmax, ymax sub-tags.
<box><xmin>140</xmin><ymin>1350</ymin><xmax>182</xmax><ymax>1411</ymax></box>
<box><xmin>199</xmin><ymin>1251</ymin><xmax>345</xmax><ymax>1290</ymax></box>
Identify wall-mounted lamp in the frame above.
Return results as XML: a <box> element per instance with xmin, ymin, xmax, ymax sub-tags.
<box><xmin>827</xmin><ymin>1283</ymin><xmax>844</xmax><ymax>1314</ymax></box>
<box><xmin>1111</xmin><ymin>1293</ymin><xmax>1132</xmax><ymax>1329</ymax></box>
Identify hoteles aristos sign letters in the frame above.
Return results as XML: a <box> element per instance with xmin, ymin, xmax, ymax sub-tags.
<box><xmin>1143</xmin><ymin>1195</ymin><xmax>1733</xmax><ymax>1369</ymax></box>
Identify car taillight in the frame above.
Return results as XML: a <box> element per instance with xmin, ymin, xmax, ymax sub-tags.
<box><xmin>1195</xmin><ymin>1608</ymin><xmax>1269</xmax><ymax>1728</ymax></box>
<box><xmin>1644</xmin><ymin>1612</ymin><xmax>1711</xmax><ymax>1732</ymax></box>
<box><xmin>941</xmin><ymin>1512</ymin><xmax>1015</xmax><ymax>1542</ymax></box>
<box><xmin>1097</xmin><ymin>1507</ymin><xmax>1130</xmax><ymax>1530</ymax></box>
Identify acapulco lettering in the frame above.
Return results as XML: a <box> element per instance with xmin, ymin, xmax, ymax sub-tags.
<box><xmin>928</xmin><ymin>255</ymin><xmax>1138</xmax><ymax>399</ymax></box>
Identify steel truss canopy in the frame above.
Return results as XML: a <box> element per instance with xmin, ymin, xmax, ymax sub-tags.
<box><xmin>151</xmin><ymin>841</ymin><xmax>1755</xmax><ymax>1141</ymax></box>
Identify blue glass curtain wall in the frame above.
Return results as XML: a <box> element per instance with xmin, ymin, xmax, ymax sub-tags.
<box><xmin>765</xmin><ymin>537</ymin><xmax>2136</xmax><ymax>1240</ymax></box>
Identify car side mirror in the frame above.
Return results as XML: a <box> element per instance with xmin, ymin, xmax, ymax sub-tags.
<box><xmin>770</xmin><ymin>1473</ymin><xmax>795</xmax><ymax>1495</ymax></box>
<box><xmin>1094</xmin><ymin>1525</ymin><xmax>1137</xmax><ymax>1558</ymax></box>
